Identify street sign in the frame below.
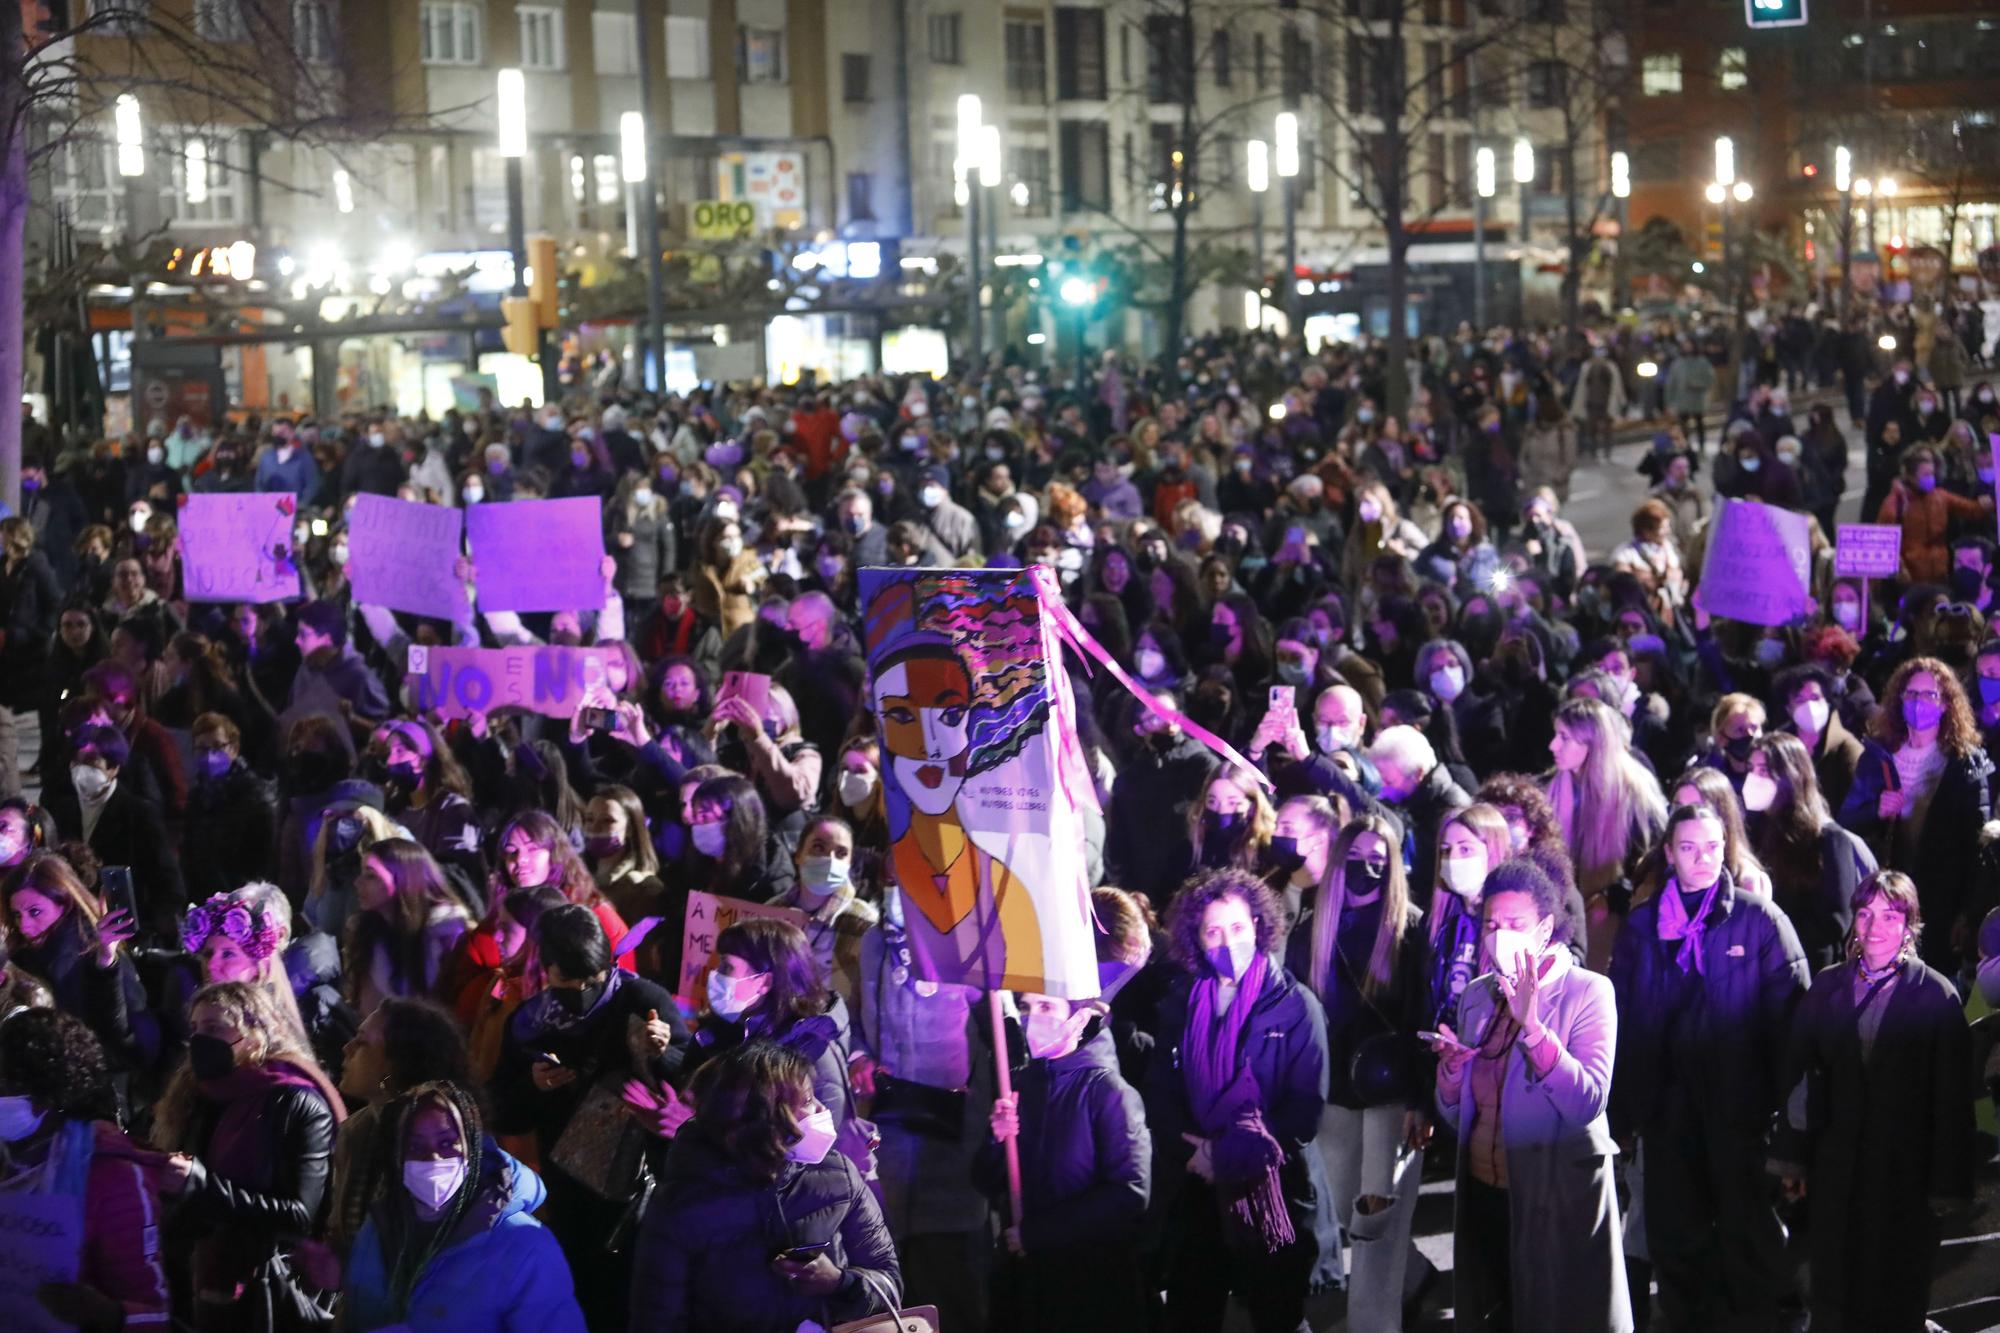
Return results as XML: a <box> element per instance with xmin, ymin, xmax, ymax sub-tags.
<box><xmin>1834</xmin><ymin>524</ymin><xmax>1901</xmax><ymax>579</ymax></box>
<box><xmin>690</xmin><ymin>199</ymin><xmax>756</xmax><ymax>241</ymax></box>
<box><xmin>1744</xmin><ymin>0</ymin><xmax>1807</xmax><ymax>27</ymax></box>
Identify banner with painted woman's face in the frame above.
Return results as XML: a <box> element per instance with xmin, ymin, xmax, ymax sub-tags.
<box><xmin>859</xmin><ymin>566</ymin><xmax>1101</xmax><ymax>1000</ymax></box>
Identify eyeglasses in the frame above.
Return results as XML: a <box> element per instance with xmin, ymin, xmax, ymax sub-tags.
<box><xmin>1934</xmin><ymin>602</ymin><xmax>1977</xmax><ymax>620</ymax></box>
<box><xmin>1904</xmin><ymin>688</ymin><xmax>1943</xmax><ymax>703</ymax></box>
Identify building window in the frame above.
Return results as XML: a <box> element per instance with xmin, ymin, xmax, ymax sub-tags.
<box><xmin>666</xmin><ymin>16</ymin><xmax>711</xmax><ymax>79</ymax></box>
<box><xmin>293</xmin><ymin>0</ymin><xmax>333</xmax><ymax>62</ymax></box>
<box><xmin>519</xmin><ymin>6</ymin><xmax>564</xmax><ymax>71</ymax></box>
<box><xmin>1631</xmin><ymin>137</ymin><xmax>1680</xmax><ymax>181</ymax></box>
<box><xmin>82</xmin><ymin>0</ymin><xmax>146</xmax><ymax>35</ymax></box>
<box><xmin>164</xmin><ymin>130</ymin><xmax>242</xmax><ymax>225</ymax></box>
<box><xmin>1282</xmin><ymin>26</ymin><xmax>1312</xmax><ymax>102</ymax></box>
<box><xmin>1428</xmin><ymin>131</ymin><xmax>1448</xmax><ymax>212</ymax></box>
<box><xmin>1059</xmin><ymin>120</ymin><xmax>1110</xmax><ymax>212</ymax></box>
<box><xmin>1527</xmin><ymin>60</ymin><xmax>1566</xmax><ymax>108</ymax></box>
<box><xmin>54</xmin><ymin>139</ymin><xmax>121</xmax><ymax>231</ymax></box>
<box><xmin>1055</xmin><ymin>7</ymin><xmax>1105</xmax><ymax>99</ymax></box>
<box><xmin>928</xmin><ymin>12</ymin><xmax>962</xmax><ymax>65</ymax></box>
<box><xmin>1717</xmin><ymin>46</ymin><xmax>1748</xmax><ymax>90</ymax></box>
<box><xmin>1145</xmin><ymin>14</ymin><xmax>1191</xmax><ymax>104</ymax></box>
<box><xmin>1010</xmin><ymin>145</ymin><xmax>1051</xmax><ymax>216</ymax></box>
<box><xmin>419</xmin><ymin>2</ymin><xmax>481</xmax><ymax>66</ymax></box>
<box><xmin>1006</xmin><ymin>20</ymin><xmax>1047</xmax><ymax>104</ymax></box>
<box><xmin>593</xmin><ymin>154</ymin><xmax>619</xmax><ymax>205</ymax></box>
<box><xmin>1423</xmin><ymin>41</ymin><xmax>1445</xmax><ymax>117</ymax></box>
<box><xmin>193</xmin><ymin>0</ymin><xmax>247</xmax><ymax>42</ymax></box>
<box><xmin>592</xmin><ymin>11</ymin><xmax>638</xmax><ymax>76</ymax></box>
<box><xmin>842</xmin><ymin>53</ymin><xmax>872</xmax><ymax>103</ymax></box>
<box><xmin>738</xmin><ymin>27</ymin><xmax>784</xmax><ymax>83</ymax></box>
<box><xmin>1213</xmin><ymin>27</ymin><xmax>1232</xmax><ymax>87</ymax></box>
<box><xmin>846</xmin><ymin>171</ymin><xmax>875</xmax><ymax>222</ymax></box>
<box><xmin>1254</xmin><ymin>31</ymin><xmax>1267</xmax><ymax>90</ymax></box>
<box><xmin>1641</xmin><ymin>52</ymin><xmax>1682</xmax><ymax>96</ymax></box>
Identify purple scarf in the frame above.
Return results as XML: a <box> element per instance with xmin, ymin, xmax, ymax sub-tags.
<box><xmin>1181</xmin><ymin>955</ymin><xmax>1296</xmax><ymax>1253</ymax></box>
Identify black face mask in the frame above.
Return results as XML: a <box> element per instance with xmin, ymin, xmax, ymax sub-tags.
<box><xmin>1267</xmin><ymin>835</ymin><xmax>1307</xmax><ymax>874</ymax></box>
<box><xmin>1205</xmin><ymin>810</ymin><xmax>1244</xmax><ymax>836</ymax></box>
<box><xmin>1724</xmin><ymin>733</ymin><xmax>1755</xmax><ymax>762</ymax></box>
<box><xmin>1346</xmin><ymin>858</ymin><xmax>1387</xmax><ymax>888</ymax></box>
<box><xmin>1949</xmin><ymin>567</ymin><xmax>1986</xmax><ymax>601</ymax></box>
<box><xmin>188</xmin><ymin>1032</ymin><xmax>237</xmax><ymax>1082</ymax></box>
<box><xmin>551</xmin><ymin>982</ymin><xmax>602</xmax><ymax>1016</ymax></box>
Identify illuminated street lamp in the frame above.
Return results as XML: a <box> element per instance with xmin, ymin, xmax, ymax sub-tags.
<box><xmin>1474</xmin><ymin>146</ymin><xmax>1496</xmax><ymax>329</ymax></box>
<box><xmin>1276</xmin><ymin>113</ymin><xmax>1300</xmax><ymax>332</ymax></box>
<box><xmin>1246</xmin><ymin>139</ymin><xmax>1268</xmax><ymax>328</ymax></box>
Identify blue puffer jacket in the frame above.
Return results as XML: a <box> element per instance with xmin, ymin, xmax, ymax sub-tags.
<box><xmin>343</xmin><ymin>1145</ymin><xmax>586</xmax><ymax>1333</ymax></box>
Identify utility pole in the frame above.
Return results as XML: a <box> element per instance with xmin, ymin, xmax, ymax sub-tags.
<box><xmin>633</xmin><ymin>0</ymin><xmax>668</xmax><ymax>393</ymax></box>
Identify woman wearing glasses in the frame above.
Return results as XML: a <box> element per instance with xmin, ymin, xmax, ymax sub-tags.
<box><xmin>1837</xmin><ymin>657</ymin><xmax>1995</xmax><ymax>974</ymax></box>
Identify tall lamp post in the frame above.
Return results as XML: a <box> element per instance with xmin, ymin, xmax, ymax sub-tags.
<box><xmin>630</xmin><ymin>0</ymin><xmax>667</xmax><ymax>393</ymax></box>
<box><xmin>1512</xmin><ymin>137</ymin><xmax>1534</xmax><ymax>253</ymax></box>
<box><xmin>1474</xmin><ymin>145</ymin><xmax>1495</xmax><ymax>330</ymax></box>
<box><xmin>957</xmin><ymin>94</ymin><xmax>985</xmax><ymax>374</ymax></box>
<box><xmin>619</xmin><ymin>110</ymin><xmax>662</xmax><ymax>391</ymax></box>
<box><xmin>1610</xmin><ymin>149</ymin><xmax>1631</xmax><ymax>309</ymax></box>
<box><xmin>1834</xmin><ymin>145</ymin><xmax>1854</xmax><ymax>314</ymax></box>
<box><xmin>1706</xmin><ymin>135</ymin><xmax>1753</xmax><ymax>326</ymax></box>
<box><xmin>115</xmin><ymin>93</ymin><xmax>147</xmax><ymax>344</ymax></box>
<box><xmin>1059</xmin><ymin>277</ymin><xmax>1094</xmax><ymax>386</ymax></box>
<box><xmin>1246</xmin><ymin>138</ymin><xmax>1268</xmax><ymax>331</ymax></box>
<box><xmin>978</xmin><ymin>122</ymin><xmax>1002</xmax><ymax>356</ymax></box>
<box><xmin>1275</xmin><ymin>112</ymin><xmax>1299</xmax><ymax>334</ymax></box>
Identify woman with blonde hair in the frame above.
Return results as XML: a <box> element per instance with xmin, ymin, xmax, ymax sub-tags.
<box><xmin>1186</xmin><ymin>765</ymin><xmax>1276</xmax><ymax>875</ymax></box>
<box><xmin>1424</xmin><ymin>803</ymin><xmax>1513</xmax><ymax>1028</ymax></box>
<box><xmin>1775</xmin><ymin>870</ymin><xmax>1974</xmax><ymax>1333</ymax></box>
<box><xmin>1306</xmin><ymin>813</ymin><xmax>1432</xmax><ymax>1332</ymax></box>
<box><xmin>182</xmin><ymin>881</ymin><xmax>318</xmax><ymax>1053</ymax></box>
<box><xmin>1340</xmin><ymin>481</ymin><xmax>1426</xmax><ymax>591</ymax></box>
<box><xmin>1547</xmin><ymin>697</ymin><xmax>1668</xmax><ymax>970</ymax></box>
<box><xmin>153</xmin><ymin>979</ymin><xmax>345</xmax><ymax>1329</ymax></box>
<box><xmin>305</xmin><ymin>802</ymin><xmax>403</xmax><ymax>937</ymax></box>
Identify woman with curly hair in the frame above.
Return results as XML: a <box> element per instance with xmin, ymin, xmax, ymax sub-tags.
<box><xmin>1837</xmin><ymin>656</ymin><xmax>1995</xmax><ymax>972</ymax></box>
<box><xmin>153</xmin><ymin>979</ymin><xmax>345</xmax><ymax>1331</ymax></box>
<box><xmin>630</xmin><ymin>1043</ymin><xmax>901</xmax><ymax>1333</ymax></box>
<box><xmin>343</xmin><ymin>1080</ymin><xmax>586</xmax><ymax>1332</ymax></box>
<box><xmin>492</xmin><ymin>809</ymin><xmax>627</xmax><ymax>950</ymax></box>
<box><xmin>1150</xmin><ymin>868</ymin><xmax>1332</xmax><ymax>1333</ymax></box>
<box><xmin>0</xmin><ymin>1009</ymin><xmax>170</xmax><ymax>1330</ymax></box>
<box><xmin>1774</xmin><ymin>871</ymin><xmax>1975</xmax><ymax>1333</ymax></box>
<box><xmin>1305</xmin><ymin>814</ymin><xmax>1433</xmax><ymax>1333</ymax></box>
<box><xmin>1474</xmin><ymin>773</ymin><xmax>1575</xmax><ymax>890</ymax></box>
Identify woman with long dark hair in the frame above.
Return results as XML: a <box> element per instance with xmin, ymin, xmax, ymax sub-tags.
<box><xmin>1546</xmin><ymin>698</ymin><xmax>1667</xmax><ymax>970</ymax></box>
<box><xmin>1152</xmin><ymin>869</ymin><xmax>1332</xmax><ymax>1333</ymax></box>
<box><xmin>342</xmin><ymin>838</ymin><xmax>474</xmax><ymax>1017</ymax></box>
<box><xmin>684</xmin><ymin>772</ymin><xmax>789</xmax><ymax>901</ymax></box>
<box><xmin>1743</xmin><ymin>733</ymin><xmax>1877</xmax><ymax>973</ymax></box>
<box><xmin>1838</xmin><ymin>655</ymin><xmax>1995</xmax><ymax>973</ymax></box>
<box><xmin>491</xmin><ymin>809</ymin><xmax>627</xmax><ymax>949</ymax></box>
<box><xmin>342</xmin><ymin>1080</ymin><xmax>586</xmax><ymax>1331</ymax></box>
<box><xmin>5</xmin><ymin>851</ymin><xmax>146</xmax><ymax>1090</ymax></box>
<box><xmin>1775</xmin><ymin>870</ymin><xmax>1975</xmax><ymax>1333</ymax></box>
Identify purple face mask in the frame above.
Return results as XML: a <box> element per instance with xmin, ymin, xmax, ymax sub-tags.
<box><xmin>1903</xmin><ymin>694</ymin><xmax>1944</xmax><ymax>730</ymax></box>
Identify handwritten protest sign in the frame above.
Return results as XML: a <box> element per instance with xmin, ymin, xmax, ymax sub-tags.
<box><xmin>1701</xmin><ymin>499</ymin><xmax>1813</xmax><ymax>627</ymax></box>
<box><xmin>347</xmin><ymin>494</ymin><xmax>468</xmax><ymax>621</ymax></box>
<box><xmin>406</xmin><ymin>644</ymin><xmax>618</xmax><ymax>719</ymax></box>
<box><xmin>678</xmin><ymin>890</ymin><xmax>807</xmax><ymax>1001</ymax></box>
<box><xmin>0</xmin><ymin>1191</ymin><xmax>83</xmax><ymax>1333</ymax></box>
<box><xmin>179</xmin><ymin>493</ymin><xmax>298</xmax><ymax>603</ymax></box>
<box><xmin>1834</xmin><ymin>524</ymin><xmax>1901</xmax><ymax>579</ymax></box>
<box><xmin>465</xmin><ymin>498</ymin><xmax>605</xmax><ymax>612</ymax></box>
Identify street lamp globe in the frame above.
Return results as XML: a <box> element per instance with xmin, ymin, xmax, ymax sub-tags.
<box><xmin>1705</xmin><ymin>182</ymin><xmax>1726</xmax><ymax>204</ymax></box>
<box><xmin>1732</xmin><ymin>181</ymin><xmax>1753</xmax><ymax>203</ymax></box>
<box><xmin>1059</xmin><ymin>277</ymin><xmax>1093</xmax><ymax>307</ymax></box>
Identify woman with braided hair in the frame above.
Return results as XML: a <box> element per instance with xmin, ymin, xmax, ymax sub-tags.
<box><xmin>341</xmin><ymin>1080</ymin><xmax>584</xmax><ymax>1331</ymax></box>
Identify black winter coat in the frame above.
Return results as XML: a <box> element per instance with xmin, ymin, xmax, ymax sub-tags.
<box><xmin>1104</xmin><ymin>734</ymin><xmax>1217</xmax><ymax>908</ymax></box>
<box><xmin>629</xmin><ymin>1132</ymin><xmax>900</xmax><ymax>1333</ymax></box>
<box><xmin>1837</xmin><ymin>737</ymin><xmax>1994</xmax><ymax>971</ymax></box>
<box><xmin>1775</xmin><ymin>957</ymin><xmax>1975</xmax><ymax>1331</ymax></box>
<box><xmin>975</xmin><ymin>1027</ymin><xmax>1151</xmax><ymax>1331</ymax></box>
<box><xmin>183</xmin><ymin>763</ymin><xmax>279</xmax><ymax>899</ymax></box>
<box><xmin>1607</xmin><ymin>873</ymin><xmax>1809</xmax><ymax>1140</ymax></box>
<box><xmin>0</xmin><ymin>550</ymin><xmax>62</xmax><ymax>710</ymax></box>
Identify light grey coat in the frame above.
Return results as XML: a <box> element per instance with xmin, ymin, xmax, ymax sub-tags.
<box><xmin>1435</xmin><ymin>950</ymin><xmax>1634</xmax><ymax>1333</ymax></box>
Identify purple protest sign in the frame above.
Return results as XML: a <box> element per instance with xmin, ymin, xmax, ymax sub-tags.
<box><xmin>1700</xmin><ymin>498</ymin><xmax>1814</xmax><ymax>627</ymax></box>
<box><xmin>179</xmin><ymin>493</ymin><xmax>299</xmax><ymax>603</ymax></box>
<box><xmin>465</xmin><ymin>497</ymin><xmax>606</xmax><ymax>612</ymax></box>
<box><xmin>347</xmin><ymin>494</ymin><xmax>468</xmax><ymax>622</ymax></box>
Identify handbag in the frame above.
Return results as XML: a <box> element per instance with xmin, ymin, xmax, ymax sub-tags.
<box><xmin>829</xmin><ymin>1269</ymin><xmax>941</xmax><ymax>1333</ymax></box>
<box><xmin>869</xmin><ymin>1072</ymin><xmax>965</xmax><ymax>1142</ymax></box>
<box><xmin>548</xmin><ymin>1076</ymin><xmax>649</xmax><ymax>1202</ymax></box>
<box><xmin>1336</xmin><ymin>946</ymin><xmax>1412</xmax><ymax>1108</ymax></box>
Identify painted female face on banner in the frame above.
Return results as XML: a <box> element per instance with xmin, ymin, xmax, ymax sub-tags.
<box><xmin>875</xmin><ymin>652</ymin><xmax>973</xmax><ymax>818</ymax></box>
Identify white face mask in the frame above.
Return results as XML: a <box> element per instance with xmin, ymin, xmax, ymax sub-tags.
<box><xmin>403</xmin><ymin>1156</ymin><xmax>467</xmax><ymax>1211</ymax></box>
<box><xmin>706</xmin><ymin>969</ymin><xmax>766</xmax><ymax>1019</ymax></box>
<box><xmin>1357</xmin><ymin>499</ymin><xmax>1382</xmax><ymax>524</ymax></box>
<box><xmin>1791</xmin><ymin>698</ymin><xmax>1830</xmax><ymax>736</ymax></box>
<box><xmin>0</xmin><ymin>1095</ymin><xmax>45</xmax><ymax>1143</ymax></box>
<box><xmin>1134</xmin><ymin>647</ymin><xmax>1167</xmax><ymax>679</ymax></box>
<box><xmin>1024</xmin><ymin>1008</ymin><xmax>1085</xmax><ymax>1060</ymax></box>
<box><xmin>633</xmin><ymin>487</ymin><xmax>656</xmax><ymax>508</ymax></box>
<box><xmin>1429</xmin><ymin>665</ymin><xmax>1466</xmax><ymax>702</ymax></box>
<box><xmin>691</xmin><ymin>819</ymin><xmax>727</xmax><ymax>859</ymax></box>
<box><xmin>1440</xmin><ymin>848</ymin><xmax>1488</xmax><ymax>900</ymax></box>
<box><xmin>1317</xmin><ymin>724</ymin><xmax>1350</xmax><ymax>755</ymax></box>
<box><xmin>837</xmin><ymin>769</ymin><xmax>877</xmax><ymax>808</ymax></box>
<box><xmin>798</xmin><ymin>854</ymin><xmax>851</xmax><ymax>896</ymax></box>
<box><xmin>921</xmin><ymin>486</ymin><xmax>946</xmax><ymax>509</ymax></box>
<box><xmin>70</xmin><ymin>764</ymin><xmax>114</xmax><ymax>804</ymax></box>
<box><xmin>788</xmin><ymin>1103</ymin><xmax>839</xmax><ymax>1164</ymax></box>
<box><xmin>462</xmin><ymin>485</ymin><xmax>484</xmax><ymax>505</ymax></box>
<box><xmin>1742</xmin><ymin>771</ymin><xmax>1778</xmax><ymax>813</ymax></box>
<box><xmin>1486</xmin><ymin>926</ymin><xmax>1542</xmax><ymax>980</ymax></box>
<box><xmin>718</xmin><ymin>536</ymin><xmax>743</xmax><ymax>560</ymax></box>
<box><xmin>1832</xmin><ymin>602</ymin><xmax>1861</xmax><ymax>630</ymax></box>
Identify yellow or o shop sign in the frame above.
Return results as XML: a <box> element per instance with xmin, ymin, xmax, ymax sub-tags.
<box><xmin>691</xmin><ymin>200</ymin><xmax>756</xmax><ymax>241</ymax></box>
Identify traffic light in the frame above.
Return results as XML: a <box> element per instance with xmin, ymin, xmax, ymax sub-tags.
<box><xmin>1744</xmin><ymin>0</ymin><xmax>1807</xmax><ymax>29</ymax></box>
<box><xmin>501</xmin><ymin>297</ymin><xmax>539</xmax><ymax>356</ymax></box>
<box><xmin>529</xmin><ymin>236</ymin><xmax>560</xmax><ymax>328</ymax></box>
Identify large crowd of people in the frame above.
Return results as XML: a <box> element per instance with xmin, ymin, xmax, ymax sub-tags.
<box><xmin>1</xmin><ymin>296</ymin><xmax>1996</xmax><ymax>1333</ymax></box>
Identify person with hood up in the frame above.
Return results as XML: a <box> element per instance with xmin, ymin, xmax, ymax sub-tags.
<box><xmin>979</xmin><ymin>990</ymin><xmax>1152</xmax><ymax>1332</ymax></box>
<box><xmin>1876</xmin><ymin>446</ymin><xmax>1993</xmax><ymax>586</ymax></box>
<box><xmin>630</xmin><ymin>1042</ymin><xmax>902</xmax><ymax>1333</ymax></box>
<box><xmin>1714</xmin><ymin>426</ymin><xmax>1803</xmax><ymax>509</ymax></box>
<box><xmin>342</xmin><ymin>1080</ymin><xmax>586</xmax><ymax>1332</ymax></box>
<box><xmin>917</xmin><ymin>464</ymin><xmax>981</xmax><ymax>560</ymax></box>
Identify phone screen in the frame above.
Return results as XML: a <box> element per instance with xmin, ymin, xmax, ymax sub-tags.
<box><xmin>99</xmin><ymin>866</ymin><xmax>137</xmax><ymax>922</ymax></box>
